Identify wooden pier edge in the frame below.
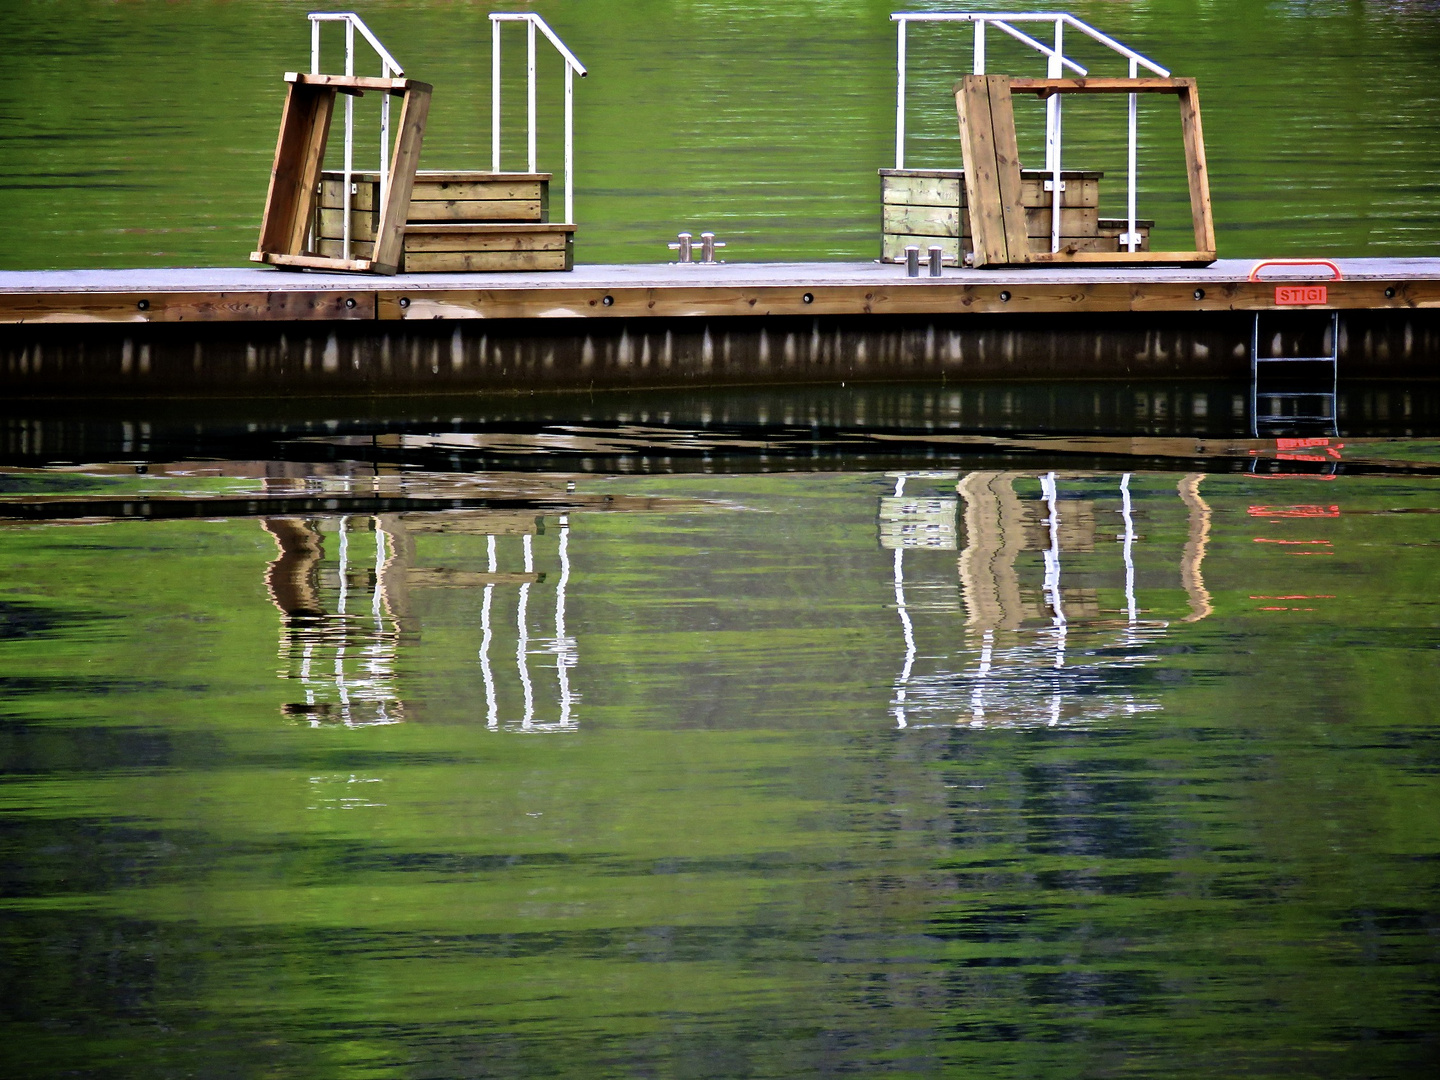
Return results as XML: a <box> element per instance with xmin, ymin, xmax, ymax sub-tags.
<box><xmin>1</xmin><ymin>275</ymin><xmax>1437</xmax><ymax>326</ymax></box>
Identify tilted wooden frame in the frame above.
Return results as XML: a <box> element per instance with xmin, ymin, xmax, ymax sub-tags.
<box><xmin>252</xmin><ymin>73</ymin><xmax>432</xmax><ymax>276</ymax></box>
<box><xmin>955</xmin><ymin>75</ymin><xmax>1215</xmax><ymax>268</ymax></box>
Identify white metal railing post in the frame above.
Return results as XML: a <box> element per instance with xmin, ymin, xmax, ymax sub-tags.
<box><xmin>526</xmin><ymin>18</ymin><xmax>537</xmax><ymax>174</ymax></box>
<box><xmin>564</xmin><ymin>64</ymin><xmax>574</xmax><ymax>224</ymax></box>
<box><xmin>343</xmin><ymin>19</ymin><xmax>355</xmax><ymax>259</ymax></box>
<box><xmin>1127</xmin><ymin>56</ymin><xmax>1139</xmax><ymax>251</ymax></box>
<box><xmin>489</xmin><ymin>13</ymin><xmax>586</xmax><ymax>224</ymax></box>
<box><xmin>307</xmin><ymin>14</ymin><xmax>405</xmax><ymax>257</ymax></box>
<box><xmin>973</xmin><ymin>18</ymin><xmax>985</xmax><ymax>73</ymax></box>
<box><xmin>895</xmin><ymin>19</ymin><xmax>907</xmax><ymax>169</ymax></box>
<box><xmin>1047</xmin><ymin>17</ymin><xmax>1062</xmax><ymax>253</ymax></box>
<box><xmin>492</xmin><ymin>18</ymin><xmax>502</xmax><ymax>172</ymax></box>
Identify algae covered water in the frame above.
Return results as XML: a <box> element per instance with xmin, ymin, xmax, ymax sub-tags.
<box><xmin>1</xmin><ymin>391</ymin><xmax>1438</xmax><ymax>1076</ymax></box>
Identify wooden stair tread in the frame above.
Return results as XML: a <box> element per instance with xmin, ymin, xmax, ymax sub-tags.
<box><xmin>403</xmin><ymin>222</ymin><xmax>575</xmax><ymax>234</ymax></box>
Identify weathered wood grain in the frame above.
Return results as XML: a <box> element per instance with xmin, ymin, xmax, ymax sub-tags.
<box><xmin>369</xmin><ymin>81</ymin><xmax>432</xmax><ymax>275</ymax></box>
<box><xmin>403</xmin><ymin>225</ymin><xmax>573</xmax><ymax>253</ymax></box>
<box><xmin>316</xmin><ymin>207</ymin><xmax>379</xmax><ymax>242</ymax></box>
<box><xmin>405</xmin><ymin>199</ymin><xmax>547</xmax><ymax>223</ymax></box>
<box><xmin>956</xmin><ymin>75</ymin><xmax>1010</xmax><ymax>266</ymax></box>
<box><xmin>402</xmin><ymin>249</ymin><xmax>571</xmax><ymax>273</ymax></box>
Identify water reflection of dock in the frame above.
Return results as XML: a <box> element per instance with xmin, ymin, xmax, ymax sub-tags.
<box><xmin>264</xmin><ymin>505</ymin><xmax>577</xmax><ymax>731</ymax></box>
<box><xmin>885</xmin><ymin>470</ymin><xmax>1211</xmax><ymax>729</ymax></box>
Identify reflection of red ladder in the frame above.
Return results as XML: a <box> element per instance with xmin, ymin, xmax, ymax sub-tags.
<box><xmin>1249</xmin><ymin>261</ymin><xmax>1341</xmax><ymax>438</ymax></box>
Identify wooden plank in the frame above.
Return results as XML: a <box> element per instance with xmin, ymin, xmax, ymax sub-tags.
<box><xmin>257</xmin><ymin>252</ymin><xmax>374</xmax><ymax>272</ymax></box>
<box><xmin>1094</xmin><ymin>225</ymin><xmax>1150</xmax><ymax>253</ymax></box>
<box><xmin>1023</xmin><ymin>234</ymin><xmax>1140</xmax><ymax>255</ymax></box>
<box><xmin>955</xmin><ymin>75</ymin><xmax>1010</xmax><ymax>266</ymax></box>
<box><xmin>986</xmin><ymin>75</ymin><xmax>1031</xmax><ymax>266</ymax></box>
<box><xmin>1020</xmin><ymin>177</ymin><xmax>1097</xmax><ymax>209</ymax></box>
<box><xmin>370</xmin><ymin>81</ymin><xmax>432</xmax><ymax>275</ymax></box>
<box><xmin>286</xmin><ymin>72</ymin><xmax>408</xmax><ymax>93</ymax></box>
<box><xmin>318</xmin><ymin>178</ymin><xmax>379</xmax><ymax>212</ymax></box>
<box><xmin>1177</xmin><ymin>79</ymin><xmax>1217</xmax><ymax>258</ymax></box>
<box><xmin>405</xmin><ymin>199</ymin><xmax>547</xmax><ymax>223</ymax></box>
<box><xmin>255</xmin><ymin>83</ymin><xmax>335</xmax><ymax>258</ymax></box>
<box><xmin>401</xmin><ymin>247</ymin><xmax>572</xmax><ymax>273</ymax></box>
<box><xmin>1022</xmin><ymin>206</ymin><xmax>1098</xmax><ymax>238</ymax></box>
<box><xmin>882</xmin><ymin>203</ymin><xmax>961</xmax><ymax>238</ymax></box>
<box><xmin>879</xmin><ymin>170</ymin><xmax>1099</xmax><ymax>208</ymax></box>
<box><xmin>6</xmin><ymin>270</ymin><xmax>1440</xmax><ymax>328</ymax></box>
<box><xmin>404</xmin><ymin>230</ymin><xmax>572</xmax><ymax>254</ymax></box>
<box><xmin>880</xmin><ymin>167</ymin><xmax>1103</xmax><ymax>180</ymax></box>
<box><xmin>412</xmin><ymin>180</ymin><xmax>546</xmax><ymax>203</ymax></box>
<box><xmin>315</xmin><ymin>238</ymin><xmax>376</xmax><ymax>259</ymax></box>
<box><xmin>402</xmin><ymin>223</ymin><xmax>575</xmax><ymax>236</ymax></box>
<box><xmin>1009</xmin><ymin>77</ymin><xmax>1187</xmax><ymax>95</ymax></box>
<box><xmin>0</xmin><ymin>290</ymin><xmax>377</xmax><ymax>324</ymax></box>
<box><xmin>882</xmin><ymin>173</ymin><xmax>963</xmax><ymax>208</ymax></box>
<box><xmin>1024</xmin><ymin>250</ymin><xmax>1214</xmax><ymax>265</ymax></box>
<box><xmin>316</xmin><ymin>207</ymin><xmax>379</xmax><ymax>242</ymax></box>
<box><xmin>320</xmin><ymin>180</ymin><xmax>548</xmax><ymax>215</ymax></box>
<box><xmin>415</xmin><ymin>170</ymin><xmax>550</xmax><ymax>183</ymax></box>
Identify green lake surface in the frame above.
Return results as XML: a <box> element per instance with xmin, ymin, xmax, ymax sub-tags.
<box><xmin>4</xmin><ymin>1</ymin><xmax>1440</xmax><ymax>1075</ymax></box>
<box><xmin>1</xmin><ymin>389</ymin><xmax>1438</xmax><ymax>1076</ymax></box>
<box><xmin>3</xmin><ymin>0</ymin><xmax>1439</xmax><ymax>268</ymax></box>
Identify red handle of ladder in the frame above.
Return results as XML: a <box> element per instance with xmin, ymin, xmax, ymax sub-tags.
<box><xmin>1248</xmin><ymin>259</ymin><xmax>1343</xmax><ymax>281</ymax></box>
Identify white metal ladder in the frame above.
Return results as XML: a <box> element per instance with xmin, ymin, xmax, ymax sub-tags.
<box><xmin>1248</xmin><ymin>260</ymin><xmax>1343</xmax><ymax>437</ymax></box>
<box><xmin>1250</xmin><ymin>310</ymin><xmax>1339</xmax><ymax>438</ymax></box>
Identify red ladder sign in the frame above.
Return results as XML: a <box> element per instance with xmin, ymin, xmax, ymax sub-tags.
<box><xmin>1248</xmin><ymin>259</ymin><xmax>1343</xmax><ymax>305</ymax></box>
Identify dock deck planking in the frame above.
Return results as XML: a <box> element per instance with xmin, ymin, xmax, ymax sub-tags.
<box><xmin>1</xmin><ymin>259</ymin><xmax>1438</xmax><ymax>326</ymax></box>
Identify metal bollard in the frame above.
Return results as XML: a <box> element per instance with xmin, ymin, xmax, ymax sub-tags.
<box><xmin>699</xmin><ymin>231</ymin><xmax>726</xmax><ymax>264</ymax></box>
<box><xmin>928</xmin><ymin>246</ymin><xmax>944</xmax><ymax>277</ymax></box>
<box><xmin>905</xmin><ymin>245</ymin><xmax>920</xmax><ymax>277</ymax></box>
<box><xmin>668</xmin><ymin>232</ymin><xmax>694</xmax><ymax>262</ymax></box>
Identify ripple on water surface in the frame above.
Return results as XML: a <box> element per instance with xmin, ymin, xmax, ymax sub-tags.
<box><xmin>0</xmin><ymin>409</ymin><xmax>1438</xmax><ymax>1076</ymax></box>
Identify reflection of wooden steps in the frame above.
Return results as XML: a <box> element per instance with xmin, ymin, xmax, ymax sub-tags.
<box><xmin>315</xmin><ymin>170</ymin><xmax>575</xmax><ymax>271</ymax></box>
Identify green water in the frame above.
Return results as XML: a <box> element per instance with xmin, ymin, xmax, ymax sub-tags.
<box><xmin>1</xmin><ymin>390</ymin><xmax>1439</xmax><ymax>1076</ymax></box>
<box><xmin>3</xmin><ymin>0</ymin><xmax>1439</xmax><ymax>269</ymax></box>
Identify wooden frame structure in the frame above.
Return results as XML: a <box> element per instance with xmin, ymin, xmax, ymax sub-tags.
<box><xmin>955</xmin><ymin>75</ymin><xmax>1215</xmax><ymax>268</ymax></box>
<box><xmin>252</xmin><ymin>73</ymin><xmax>432</xmax><ymax>276</ymax></box>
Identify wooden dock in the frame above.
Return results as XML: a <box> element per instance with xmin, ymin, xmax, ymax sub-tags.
<box><xmin>3</xmin><ymin>259</ymin><xmax>1438</xmax><ymax>324</ymax></box>
<box><xmin>2</xmin><ymin>259</ymin><xmax>1437</xmax><ymax>396</ymax></box>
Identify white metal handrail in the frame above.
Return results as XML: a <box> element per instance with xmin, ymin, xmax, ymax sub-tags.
<box><xmin>891</xmin><ymin>12</ymin><xmax>1169</xmax><ymax>255</ymax></box>
<box><xmin>309</xmin><ymin>12</ymin><xmax>405</xmax><ymax>260</ymax></box>
<box><xmin>490</xmin><ymin>12</ymin><xmax>587</xmax><ymax>226</ymax></box>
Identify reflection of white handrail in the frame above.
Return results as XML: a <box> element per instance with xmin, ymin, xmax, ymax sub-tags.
<box><xmin>890</xmin><ymin>11</ymin><xmax>1167</xmax><ymax>254</ymax></box>
<box><xmin>892</xmin><ymin>546</ymin><xmax>916</xmax><ymax>730</ymax></box>
<box><xmin>554</xmin><ymin>517</ymin><xmax>574</xmax><ymax>727</ymax></box>
<box><xmin>480</xmin><ymin>536</ymin><xmax>498</xmax><ymax>729</ymax></box>
<box><xmin>308</xmin><ymin>13</ymin><xmax>405</xmax><ymax>258</ymax></box>
<box><xmin>518</xmin><ymin>533</ymin><xmax>535</xmax><ymax>729</ymax></box>
<box><xmin>490</xmin><ymin>12</ymin><xmax>587</xmax><ymax>226</ymax></box>
<box><xmin>1120</xmin><ymin>473</ymin><xmax>1138</xmax><ymax>625</ymax></box>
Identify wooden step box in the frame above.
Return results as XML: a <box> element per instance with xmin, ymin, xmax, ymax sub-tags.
<box><xmin>880</xmin><ymin>168</ymin><xmax>1151</xmax><ymax>265</ymax></box>
<box><xmin>315</xmin><ymin>170</ymin><xmax>574</xmax><ymax>272</ymax></box>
